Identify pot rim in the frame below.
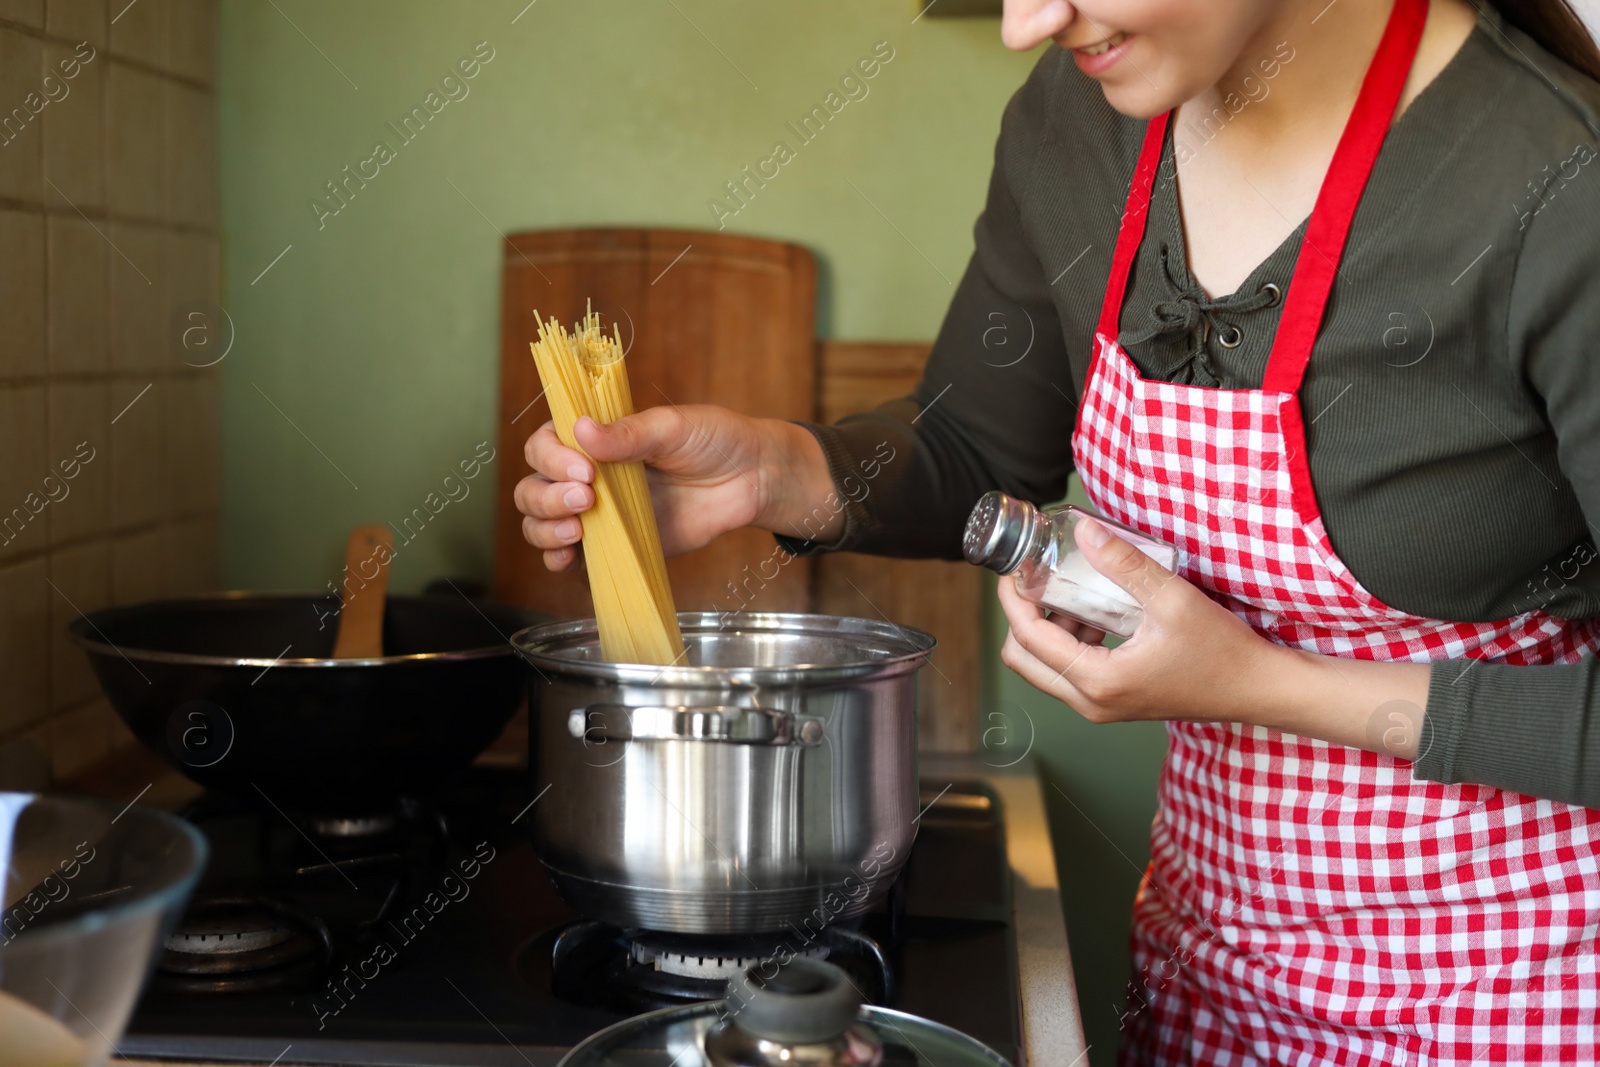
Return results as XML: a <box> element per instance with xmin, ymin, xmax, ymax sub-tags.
<box><xmin>512</xmin><ymin>611</ymin><xmax>936</xmax><ymax>687</ymax></box>
<box><xmin>65</xmin><ymin>591</ymin><xmax>525</xmax><ymax>669</ymax></box>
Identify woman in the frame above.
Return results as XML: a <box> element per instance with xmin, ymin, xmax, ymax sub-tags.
<box><xmin>517</xmin><ymin>0</ymin><xmax>1600</xmax><ymax>1061</ymax></box>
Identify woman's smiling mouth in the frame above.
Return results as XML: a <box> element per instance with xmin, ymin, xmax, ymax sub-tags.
<box><xmin>1077</xmin><ymin>31</ymin><xmax>1129</xmax><ymax>56</ymax></box>
<box><xmin>1070</xmin><ymin>30</ymin><xmax>1133</xmax><ymax>75</ymax></box>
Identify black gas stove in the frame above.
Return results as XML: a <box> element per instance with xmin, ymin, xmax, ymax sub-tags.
<box><xmin>122</xmin><ymin>767</ymin><xmax>1022</xmax><ymax>1066</ymax></box>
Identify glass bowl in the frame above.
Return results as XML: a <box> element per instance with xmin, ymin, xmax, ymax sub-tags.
<box><xmin>0</xmin><ymin>792</ymin><xmax>206</xmax><ymax>1067</ymax></box>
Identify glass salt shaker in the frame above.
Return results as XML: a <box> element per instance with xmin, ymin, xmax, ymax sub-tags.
<box><xmin>962</xmin><ymin>490</ymin><xmax>1179</xmax><ymax>638</ymax></box>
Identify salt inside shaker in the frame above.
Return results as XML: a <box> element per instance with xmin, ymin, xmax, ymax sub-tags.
<box><xmin>962</xmin><ymin>490</ymin><xmax>1179</xmax><ymax>638</ymax></box>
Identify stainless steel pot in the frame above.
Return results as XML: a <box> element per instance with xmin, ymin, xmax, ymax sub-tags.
<box><xmin>512</xmin><ymin>612</ymin><xmax>935</xmax><ymax>935</ymax></box>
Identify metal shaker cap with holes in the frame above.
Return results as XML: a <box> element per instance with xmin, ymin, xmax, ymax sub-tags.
<box><xmin>962</xmin><ymin>491</ymin><xmax>1040</xmax><ymax>575</ymax></box>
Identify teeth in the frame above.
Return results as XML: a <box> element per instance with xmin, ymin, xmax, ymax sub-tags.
<box><xmin>1080</xmin><ymin>32</ymin><xmax>1126</xmax><ymax>56</ymax></box>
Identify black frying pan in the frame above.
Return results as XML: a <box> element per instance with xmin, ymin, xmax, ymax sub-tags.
<box><xmin>69</xmin><ymin>593</ymin><xmax>545</xmax><ymax>816</ymax></box>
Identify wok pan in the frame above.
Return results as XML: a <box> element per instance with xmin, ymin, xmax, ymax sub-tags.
<box><xmin>69</xmin><ymin>593</ymin><xmax>543</xmax><ymax>816</ymax></box>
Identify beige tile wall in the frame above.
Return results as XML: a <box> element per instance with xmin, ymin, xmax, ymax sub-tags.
<box><xmin>0</xmin><ymin>0</ymin><xmax>218</xmax><ymax>789</ymax></box>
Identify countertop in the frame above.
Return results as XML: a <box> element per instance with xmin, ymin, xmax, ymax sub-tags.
<box><xmin>923</xmin><ymin>753</ymin><xmax>1087</xmax><ymax>1067</ymax></box>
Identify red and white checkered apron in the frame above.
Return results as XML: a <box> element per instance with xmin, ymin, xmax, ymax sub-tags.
<box><xmin>1069</xmin><ymin>1</ymin><xmax>1600</xmax><ymax>1063</ymax></box>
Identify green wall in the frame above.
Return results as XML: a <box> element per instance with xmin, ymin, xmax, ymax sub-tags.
<box><xmin>217</xmin><ymin>3</ymin><xmax>1162</xmax><ymax>1061</ymax></box>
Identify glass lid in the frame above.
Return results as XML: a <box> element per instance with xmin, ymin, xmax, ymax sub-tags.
<box><xmin>558</xmin><ymin>1004</ymin><xmax>1014</xmax><ymax>1066</ymax></box>
<box><xmin>557</xmin><ymin>960</ymin><xmax>1013</xmax><ymax>1067</ymax></box>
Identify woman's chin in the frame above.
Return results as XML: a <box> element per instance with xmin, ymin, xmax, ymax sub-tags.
<box><xmin>1097</xmin><ymin>81</ymin><xmax>1180</xmax><ymax>121</ymax></box>
<box><xmin>1069</xmin><ymin>44</ymin><xmax>1207</xmax><ymax>121</ymax></box>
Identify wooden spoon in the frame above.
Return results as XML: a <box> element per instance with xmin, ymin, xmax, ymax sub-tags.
<box><xmin>332</xmin><ymin>524</ymin><xmax>393</xmax><ymax>659</ymax></box>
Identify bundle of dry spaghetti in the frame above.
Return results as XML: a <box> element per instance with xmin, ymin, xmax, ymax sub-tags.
<box><xmin>529</xmin><ymin>306</ymin><xmax>684</xmax><ymax>665</ymax></box>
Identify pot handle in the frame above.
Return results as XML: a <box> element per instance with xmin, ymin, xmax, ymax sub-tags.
<box><xmin>569</xmin><ymin>704</ymin><xmax>825</xmax><ymax>746</ymax></box>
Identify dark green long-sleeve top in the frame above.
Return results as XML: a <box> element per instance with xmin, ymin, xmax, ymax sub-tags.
<box><xmin>786</xmin><ymin>8</ymin><xmax>1600</xmax><ymax>808</ymax></box>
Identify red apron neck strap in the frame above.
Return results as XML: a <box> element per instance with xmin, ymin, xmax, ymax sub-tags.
<box><xmin>1262</xmin><ymin>0</ymin><xmax>1429</xmax><ymax>392</ymax></box>
<box><xmin>1094</xmin><ymin>0</ymin><xmax>1429</xmax><ymax>391</ymax></box>
<box><xmin>1095</xmin><ymin>110</ymin><xmax>1171</xmax><ymax>341</ymax></box>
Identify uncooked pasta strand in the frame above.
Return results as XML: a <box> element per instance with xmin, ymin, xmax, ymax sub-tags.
<box><xmin>529</xmin><ymin>307</ymin><xmax>684</xmax><ymax>664</ymax></box>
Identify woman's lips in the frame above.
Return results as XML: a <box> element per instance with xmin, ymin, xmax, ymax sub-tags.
<box><xmin>1071</xmin><ymin>32</ymin><xmax>1132</xmax><ymax>76</ymax></box>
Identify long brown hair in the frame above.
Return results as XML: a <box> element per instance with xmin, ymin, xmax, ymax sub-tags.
<box><xmin>1490</xmin><ymin>1</ymin><xmax>1600</xmax><ymax>81</ymax></box>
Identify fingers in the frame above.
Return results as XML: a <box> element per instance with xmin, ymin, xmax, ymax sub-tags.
<box><xmin>573</xmin><ymin>407</ymin><xmax>693</xmax><ymax>466</ymax></box>
<box><xmin>997</xmin><ymin>574</ymin><xmax>1086</xmax><ymax>658</ymax></box>
<box><xmin>996</xmin><ymin>572</ymin><xmax>1048</xmax><ymax>627</ymax></box>
<box><xmin>997</xmin><ymin>575</ymin><xmax>1104</xmax><ymax>684</ymax></box>
<box><xmin>1011</xmin><ymin>610</ymin><xmax>1095</xmax><ymax>681</ymax></box>
<box><xmin>524</xmin><ymin>420</ymin><xmax>594</xmax><ymax>484</ymax></box>
<box><xmin>997</xmin><ymin>571</ymin><xmax>1108</xmax><ymax>645</ymax></box>
<box><xmin>997</xmin><ymin>575</ymin><xmax>1077</xmax><ymax>659</ymax></box>
<box><xmin>1000</xmin><ymin>631</ymin><xmax>1084</xmax><ymax>706</ymax></box>
<box><xmin>521</xmin><ymin>512</ymin><xmax>584</xmax><ymax>551</ymax></box>
<box><xmin>514</xmin><ymin>472</ymin><xmax>593</xmax><ymax>521</ymax></box>
<box><xmin>519</xmin><ymin>419</ymin><xmax>597</xmax><ymax>556</ymax></box>
<box><xmin>1000</xmin><ymin>628</ymin><xmax>1125</xmax><ymax>724</ymax></box>
<box><xmin>514</xmin><ymin>476</ymin><xmax>591</xmax><ymax>551</ymax></box>
<box><xmin>542</xmin><ymin>545</ymin><xmax>584</xmax><ymax>573</ymax></box>
<box><xmin>1045</xmin><ymin>613</ymin><xmax>1108</xmax><ymax>646</ymax></box>
<box><xmin>1073</xmin><ymin>517</ymin><xmax>1174</xmax><ymax>607</ymax></box>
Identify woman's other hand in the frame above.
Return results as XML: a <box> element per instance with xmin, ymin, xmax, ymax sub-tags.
<box><xmin>998</xmin><ymin>515</ymin><xmax>1435</xmax><ymax>759</ymax></box>
<box><xmin>998</xmin><ymin>516</ymin><xmax>1278</xmax><ymax>724</ymax></box>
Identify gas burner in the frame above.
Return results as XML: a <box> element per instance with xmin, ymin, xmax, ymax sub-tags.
<box><xmin>296</xmin><ymin>798</ymin><xmax>449</xmax><ymax>853</ymax></box>
<box><xmin>152</xmin><ymin>792</ymin><xmax>455</xmax><ymax>996</ymax></box>
<box><xmin>156</xmin><ymin>895</ymin><xmax>331</xmax><ymax>994</ymax></box>
<box><xmin>529</xmin><ymin>920</ymin><xmax>893</xmax><ymax>1014</ymax></box>
<box><xmin>179</xmin><ymin>788</ymin><xmax>448</xmax><ymax>852</ymax></box>
<box><xmin>306</xmin><ymin>813</ymin><xmax>398</xmax><ymax>839</ymax></box>
<box><xmin>629</xmin><ymin>930</ymin><xmax>829</xmax><ymax>981</ymax></box>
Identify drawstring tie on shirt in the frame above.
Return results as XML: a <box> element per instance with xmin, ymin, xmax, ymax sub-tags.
<box><xmin>1123</xmin><ymin>245</ymin><xmax>1281</xmax><ymax>386</ymax></box>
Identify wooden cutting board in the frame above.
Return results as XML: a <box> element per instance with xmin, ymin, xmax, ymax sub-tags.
<box><xmin>494</xmin><ymin>228</ymin><xmax>816</xmax><ymax>619</ymax></box>
<box><xmin>812</xmin><ymin>342</ymin><xmax>983</xmax><ymax>753</ymax></box>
